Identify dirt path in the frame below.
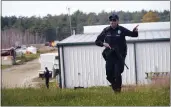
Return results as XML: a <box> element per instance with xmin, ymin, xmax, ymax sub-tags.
<box><xmin>2</xmin><ymin>59</ymin><xmax>41</xmax><ymax>88</ymax></box>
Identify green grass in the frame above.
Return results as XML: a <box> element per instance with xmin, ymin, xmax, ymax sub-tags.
<box><xmin>14</xmin><ymin>53</ymin><xmax>40</xmax><ymax>65</ymax></box>
<box><xmin>1</xmin><ymin>65</ymin><xmax>12</xmax><ymax>70</ymax></box>
<box><xmin>2</xmin><ymin>84</ymin><xmax>170</xmax><ymax>106</ymax></box>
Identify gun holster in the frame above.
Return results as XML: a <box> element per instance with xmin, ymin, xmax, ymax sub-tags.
<box><xmin>102</xmin><ymin>48</ymin><xmax>113</xmax><ymax>61</ymax></box>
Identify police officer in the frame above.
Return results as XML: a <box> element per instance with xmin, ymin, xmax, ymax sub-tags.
<box><xmin>44</xmin><ymin>67</ymin><xmax>50</xmax><ymax>89</ymax></box>
<box><xmin>95</xmin><ymin>13</ymin><xmax>139</xmax><ymax>93</ymax></box>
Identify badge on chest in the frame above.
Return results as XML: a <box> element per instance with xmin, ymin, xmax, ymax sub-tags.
<box><xmin>116</xmin><ymin>30</ymin><xmax>121</xmax><ymax>37</ymax></box>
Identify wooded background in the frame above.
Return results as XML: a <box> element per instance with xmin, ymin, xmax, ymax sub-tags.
<box><xmin>1</xmin><ymin>10</ymin><xmax>170</xmax><ymax>49</ymax></box>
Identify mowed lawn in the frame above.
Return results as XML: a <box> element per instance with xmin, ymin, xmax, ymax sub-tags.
<box><xmin>1</xmin><ymin>84</ymin><xmax>170</xmax><ymax>106</ymax></box>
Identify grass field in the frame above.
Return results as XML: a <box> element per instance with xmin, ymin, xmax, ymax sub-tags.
<box><xmin>1</xmin><ymin>65</ymin><xmax>12</xmax><ymax>70</ymax></box>
<box><xmin>2</xmin><ymin>84</ymin><xmax>170</xmax><ymax>106</ymax></box>
<box><xmin>15</xmin><ymin>53</ymin><xmax>40</xmax><ymax>65</ymax></box>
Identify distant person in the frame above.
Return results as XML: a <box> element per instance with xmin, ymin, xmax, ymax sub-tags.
<box><xmin>95</xmin><ymin>13</ymin><xmax>139</xmax><ymax>93</ymax></box>
<box><xmin>44</xmin><ymin>67</ymin><xmax>50</xmax><ymax>89</ymax></box>
<box><xmin>10</xmin><ymin>47</ymin><xmax>16</xmax><ymax>65</ymax></box>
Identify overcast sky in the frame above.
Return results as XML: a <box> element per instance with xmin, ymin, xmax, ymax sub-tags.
<box><xmin>2</xmin><ymin>1</ymin><xmax>170</xmax><ymax>17</ymax></box>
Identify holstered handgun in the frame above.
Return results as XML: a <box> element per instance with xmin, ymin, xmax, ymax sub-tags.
<box><xmin>102</xmin><ymin>47</ymin><xmax>129</xmax><ymax>69</ymax></box>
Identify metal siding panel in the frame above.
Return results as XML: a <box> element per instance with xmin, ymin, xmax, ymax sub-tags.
<box><xmin>136</xmin><ymin>42</ymin><xmax>170</xmax><ymax>84</ymax></box>
<box><xmin>64</xmin><ymin>45</ymin><xmax>109</xmax><ymax>88</ymax></box>
<box><xmin>68</xmin><ymin>47</ymin><xmax>74</xmax><ymax>88</ymax></box>
<box><xmin>64</xmin><ymin>47</ymin><xmax>75</xmax><ymax>88</ymax></box>
<box><xmin>64</xmin><ymin>48</ymin><xmax>70</xmax><ymax>86</ymax></box>
<box><xmin>64</xmin><ymin>47</ymin><xmax>69</xmax><ymax>87</ymax></box>
<box><xmin>89</xmin><ymin>47</ymin><xmax>94</xmax><ymax>87</ymax></box>
<box><xmin>68</xmin><ymin>48</ymin><xmax>73</xmax><ymax>87</ymax></box>
<box><xmin>63</xmin><ymin>44</ymin><xmax>137</xmax><ymax>88</ymax></box>
<box><xmin>81</xmin><ymin>48</ymin><xmax>86</xmax><ymax>87</ymax></box>
<box><xmin>59</xmin><ymin>47</ymin><xmax>65</xmax><ymax>88</ymax></box>
<box><xmin>122</xmin><ymin>44</ymin><xmax>136</xmax><ymax>85</ymax></box>
<box><xmin>72</xmin><ymin>48</ymin><xmax>78</xmax><ymax>87</ymax></box>
<box><xmin>74</xmin><ymin>47</ymin><xmax>80</xmax><ymax>87</ymax></box>
<box><xmin>86</xmin><ymin>48</ymin><xmax>91</xmax><ymax>87</ymax></box>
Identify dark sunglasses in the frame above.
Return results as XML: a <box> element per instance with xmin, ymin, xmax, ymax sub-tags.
<box><xmin>109</xmin><ymin>19</ymin><xmax>117</xmax><ymax>22</ymax></box>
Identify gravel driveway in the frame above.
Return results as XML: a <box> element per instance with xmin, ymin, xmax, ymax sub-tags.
<box><xmin>2</xmin><ymin>58</ymin><xmax>41</xmax><ymax>88</ymax></box>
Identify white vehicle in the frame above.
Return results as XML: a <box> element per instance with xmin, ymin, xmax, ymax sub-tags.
<box><xmin>38</xmin><ymin>53</ymin><xmax>59</xmax><ymax>78</ymax></box>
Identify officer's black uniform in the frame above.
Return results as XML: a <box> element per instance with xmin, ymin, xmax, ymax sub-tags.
<box><xmin>95</xmin><ymin>14</ymin><xmax>138</xmax><ymax>92</ymax></box>
<box><xmin>44</xmin><ymin>67</ymin><xmax>50</xmax><ymax>89</ymax></box>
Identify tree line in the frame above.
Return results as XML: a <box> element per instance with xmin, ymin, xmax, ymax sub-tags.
<box><xmin>1</xmin><ymin>10</ymin><xmax>170</xmax><ymax>41</ymax></box>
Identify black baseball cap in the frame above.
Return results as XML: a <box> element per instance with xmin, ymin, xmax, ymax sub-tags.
<box><xmin>109</xmin><ymin>13</ymin><xmax>119</xmax><ymax>20</ymax></box>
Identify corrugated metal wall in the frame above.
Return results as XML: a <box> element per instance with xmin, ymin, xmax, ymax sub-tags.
<box><xmin>62</xmin><ymin>44</ymin><xmax>136</xmax><ymax>88</ymax></box>
<box><xmin>59</xmin><ymin>47</ymin><xmax>65</xmax><ymax>88</ymax></box>
<box><xmin>59</xmin><ymin>41</ymin><xmax>170</xmax><ymax>88</ymax></box>
<box><xmin>136</xmin><ymin>42</ymin><xmax>170</xmax><ymax>84</ymax></box>
<box><xmin>63</xmin><ymin>45</ymin><xmax>107</xmax><ymax>88</ymax></box>
<box><xmin>122</xmin><ymin>44</ymin><xmax>136</xmax><ymax>85</ymax></box>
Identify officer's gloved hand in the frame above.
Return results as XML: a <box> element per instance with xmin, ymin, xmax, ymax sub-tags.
<box><xmin>103</xmin><ymin>43</ymin><xmax>111</xmax><ymax>49</ymax></box>
<box><xmin>133</xmin><ymin>25</ymin><xmax>139</xmax><ymax>32</ymax></box>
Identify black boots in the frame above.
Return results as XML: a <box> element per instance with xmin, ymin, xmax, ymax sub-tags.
<box><xmin>111</xmin><ymin>82</ymin><xmax>121</xmax><ymax>93</ymax></box>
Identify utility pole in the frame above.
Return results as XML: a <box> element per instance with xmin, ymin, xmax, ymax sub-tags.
<box><xmin>67</xmin><ymin>7</ymin><xmax>72</xmax><ymax>35</ymax></box>
<box><xmin>56</xmin><ymin>26</ymin><xmax>59</xmax><ymax>40</ymax></box>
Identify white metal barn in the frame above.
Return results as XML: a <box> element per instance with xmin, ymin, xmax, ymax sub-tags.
<box><xmin>57</xmin><ymin>22</ymin><xmax>170</xmax><ymax>89</ymax></box>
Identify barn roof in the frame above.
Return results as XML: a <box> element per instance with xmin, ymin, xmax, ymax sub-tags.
<box><xmin>83</xmin><ymin>22</ymin><xmax>170</xmax><ymax>33</ymax></box>
<box><xmin>58</xmin><ymin>22</ymin><xmax>170</xmax><ymax>46</ymax></box>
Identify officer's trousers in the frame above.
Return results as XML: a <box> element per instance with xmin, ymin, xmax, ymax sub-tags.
<box><xmin>105</xmin><ymin>52</ymin><xmax>125</xmax><ymax>92</ymax></box>
<box><xmin>45</xmin><ymin>78</ymin><xmax>49</xmax><ymax>89</ymax></box>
